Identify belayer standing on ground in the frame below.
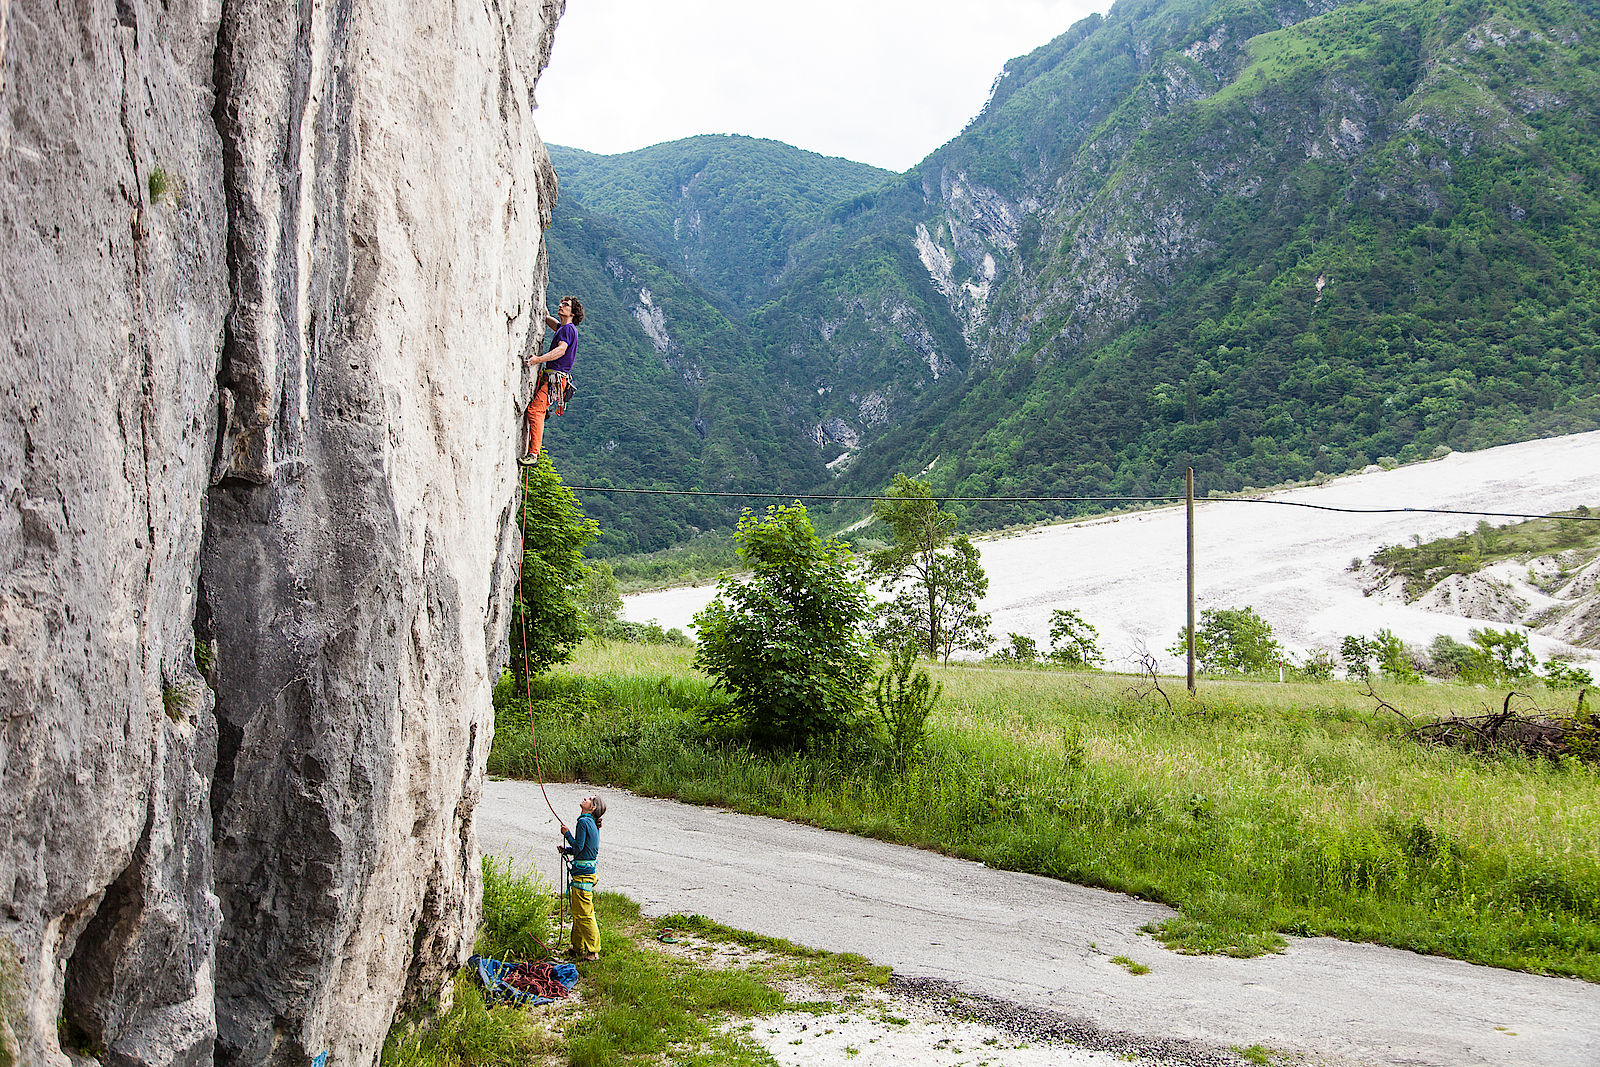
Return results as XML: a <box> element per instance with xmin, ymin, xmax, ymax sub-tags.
<box><xmin>557</xmin><ymin>793</ymin><xmax>605</xmax><ymax>960</ymax></box>
<box><xmin>521</xmin><ymin>295</ymin><xmax>583</xmax><ymax>465</ymax></box>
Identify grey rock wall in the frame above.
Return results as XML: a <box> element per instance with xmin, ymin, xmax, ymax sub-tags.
<box><xmin>0</xmin><ymin>0</ymin><xmax>563</xmax><ymax>1062</ymax></box>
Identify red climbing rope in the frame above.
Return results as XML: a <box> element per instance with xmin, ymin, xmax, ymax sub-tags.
<box><xmin>512</xmin><ymin>459</ymin><xmax>574</xmax><ymax>953</ymax></box>
<box><xmin>502</xmin><ymin>960</ymin><xmax>575</xmax><ymax>1000</ymax></box>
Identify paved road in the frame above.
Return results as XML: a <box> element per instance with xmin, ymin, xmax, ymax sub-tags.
<box><xmin>480</xmin><ymin>780</ymin><xmax>1600</xmax><ymax>1066</ymax></box>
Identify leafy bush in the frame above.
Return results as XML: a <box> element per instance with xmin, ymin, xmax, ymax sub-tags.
<box><xmin>1293</xmin><ymin>648</ymin><xmax>1338</xmax><ymax>681</ymax></box>
<box><xmin>693</xmin><ymin>504</ymin><xmax>875</xmax><ymax>748</ymax></box>
<box><xmin>1425</xmin><ymin>634</ymin><xmax>1480</xmax><ymax>680</ymax></box>
<box><xmin>872</xmin><ymin>641</ymin><xmax>943</xmax><ymax>762</ymax></box>
<box><xmin>1469</xmin><ymin>628</ymin><xmax>1538</xmax><ymax>684</ymax></box>
<box><xmin>510</xmin><ymin>457</ymin><xmax>599</xmax><ymax>684</ymax></box>
<box><xmin>991</xmin><ymin>633</ymin><xmax>1040</xmax><ymax>663</ymax></box>
<box><xmin>1048</xmin><ymin>609</ymin><xmax>1104</xmax><ymax>668</ymax></box>
<box><xmin>477</xmin><ymin>856</ymin><xmax>557</xmax><ymax>962</ymax></box>
<box><xmin>1543</xmin><ymin>657</ymin><xmax>1595</xmax><ymax>689</ymax></box>
<box><xmin>594</xmin><ymin>618</ymin><xmax>693</xmax><ymax>647</ymax></box>
<box><xmin>1171</xmin><ymin>607</ymin><xmax>1283</xmax><ymax>675</ymax></box>
<box><xmin>1424</xmin><ymin>629</ymin><xmax>1550</xmax><ymax>685</ymax></box>
<box><xmin>1342</xmin><ymin>629</ymin><xmax>1421</xmax><ymax>684</ymax></box>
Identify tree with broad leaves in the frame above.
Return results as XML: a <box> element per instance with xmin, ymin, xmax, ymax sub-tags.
<box><xmin>510</xmin><ymin>456</ymin><xmax>600</xmax><ymax>686</ymax></box>
<box><xmin>867</xmin><ymin>475</ymin><xmax>991</xmax><ymax>664</ymax></box>
<box><xmin>1048</xmin><ymin>609</ymin><xmax>1104</xmax><ymax>668</ymax></box>
<box><xmin>1171</xmin><ymin>606</ymin><xmax>1283</xmax><ymax>676</ymax></box>
<box><xmin>693</xmin><ymin>504</ymin><xmax>875</xmax><ymax>748</ymax></box>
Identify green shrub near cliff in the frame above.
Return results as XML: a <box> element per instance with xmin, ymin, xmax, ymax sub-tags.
<box><xmin>509</xmin><ymin>458</ymin><xmax>599</xmax><ymax>685</ymax></box>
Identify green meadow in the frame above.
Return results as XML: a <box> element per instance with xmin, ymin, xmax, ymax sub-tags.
<box><xmin>492</xmin><ymin>641</ymin><xmax>1600</xmax><ymax>979</ymax></box>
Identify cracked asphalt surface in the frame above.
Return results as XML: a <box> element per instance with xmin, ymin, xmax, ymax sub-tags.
<box><xmin>479</xmin><ymin>780</ymin><xmax>1600</xmax><ymax>1066</ymax></box>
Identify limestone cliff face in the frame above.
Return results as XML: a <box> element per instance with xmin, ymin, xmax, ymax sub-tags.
<box><xmin>0</xmin><ymin>0</ymin><xmax>562</xmax><ymax>1063</ymax></box>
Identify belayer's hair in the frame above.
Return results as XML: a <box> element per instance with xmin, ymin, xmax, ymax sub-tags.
<box><xmin>563</xmin><ymin>296</ymin><xmax>585</xmax><ymax>325</ymax></box>
<box><xmin>589</xmin><ymin>795</ymin><xmax>606</xmax><ymax>828</ymax></box>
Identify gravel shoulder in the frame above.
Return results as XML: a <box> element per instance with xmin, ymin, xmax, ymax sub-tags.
<box><xmin>480</xmin><ymin>780</ymin><xmax>1600</xmax><ymax>1067</ymax></box>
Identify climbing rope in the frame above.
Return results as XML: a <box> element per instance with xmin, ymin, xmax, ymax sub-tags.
<box><xmin>500</xmin><ymin>959</ymin><xmax>577</xmax><ymax>1000</ymax></box>
<box><xmin>513</xmin><ymin>460</ymin><xmax>562</xmax><ymax>824</ymax></box>
<box><xmin>513</xmin><ymin>460</ymin><xmax>572</xmax><ymax>953</ymax></box>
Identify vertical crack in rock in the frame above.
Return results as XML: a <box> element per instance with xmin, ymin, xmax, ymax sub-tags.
<box><xmin>205</xmin><ymin>1</ymin><xmax>397</xmax><ymax>1060</ymax></box>
<box><xmin>0</xmin><ymin>1</ymin><xmax>12</xmax><ymax>109</ymax></box>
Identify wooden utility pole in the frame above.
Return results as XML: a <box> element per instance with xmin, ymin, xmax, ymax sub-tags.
<box><xmin>1186</xmin><ymin>467</ymin><xmax>1196</xmax><ymax>696</ymax></box>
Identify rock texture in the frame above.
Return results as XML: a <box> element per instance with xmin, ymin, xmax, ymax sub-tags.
<box><xmin>0</xmin><ymin>0</ymin><xmax>563</xmax><ymax>1063</ymax></box>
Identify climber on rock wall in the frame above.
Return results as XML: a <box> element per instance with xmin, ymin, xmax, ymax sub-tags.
<box><xmin>522</xmin><ymin>295</ymin><xmax>583</xmax><ymax>464</ymax></box>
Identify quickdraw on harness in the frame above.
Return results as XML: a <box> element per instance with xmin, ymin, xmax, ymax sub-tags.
<box><xmin>541</xmin><ymin>369</ymin><xmax>575</xmax><ymax>416</ymax></box>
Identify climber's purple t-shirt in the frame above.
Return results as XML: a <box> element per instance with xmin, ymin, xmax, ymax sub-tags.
<box><xmin>548</xmin><ymin>322</ymin><xmax>578</xmax><ymax>374</ymax></box>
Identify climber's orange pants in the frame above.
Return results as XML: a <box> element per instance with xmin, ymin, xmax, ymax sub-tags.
<box><xmin>525</xmin><ymin>379</ymin><xmax>550</xmax><ymax>458</ymax></box>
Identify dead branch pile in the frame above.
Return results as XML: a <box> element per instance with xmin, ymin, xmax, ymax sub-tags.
<box><xmin>1404</xmin><ymin>691</ymin><xmax>1598</xmax><ymax>762</ymax></box>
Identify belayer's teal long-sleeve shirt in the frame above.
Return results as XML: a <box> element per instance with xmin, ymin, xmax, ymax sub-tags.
<box><xmin>561</xmin><ymin>813</ymin><xmax>599</xmax><ymax>869</ymax></box>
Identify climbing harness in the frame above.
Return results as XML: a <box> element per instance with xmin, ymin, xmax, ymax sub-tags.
<box><xmin>541</xmin><ymin>369</ymin><xmax>576</xmax><ymax>417</ymax></box>
<box><xmin>559</xmin><ymin>852</ymin><xmax>571</xmax><ymax>938</ymax></box>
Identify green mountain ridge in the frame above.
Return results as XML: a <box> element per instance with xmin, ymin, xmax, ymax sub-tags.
<box><xmin>547</xmin><ymin>137</ymin><xmax>894</xmax><ymax>313</ymax></box>
<box><xmin>545</xmin><ymin>0</ymin><xmax>1600</xmax><ymax>554</ymax></box>
<box><xmin>543</xmin><ymin>203</ymin><xmax>827</xmax><ymax>554</ymax></box>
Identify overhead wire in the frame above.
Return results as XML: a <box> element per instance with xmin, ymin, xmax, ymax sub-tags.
<box><xmin>562</xmin><ymin>484</ymin><xmax>1600</xmax><ymax>523</ymax></box>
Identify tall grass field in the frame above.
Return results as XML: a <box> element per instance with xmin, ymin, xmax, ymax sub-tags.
<box><xmin>492</xmin><ymin>642</ymin><xmax>1600</xmax><ymax>979</ymax></box>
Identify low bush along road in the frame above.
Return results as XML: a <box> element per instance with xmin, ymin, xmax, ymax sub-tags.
<box><xmin>480</xmin><ymin>780</ymin><xmax>1600</xmax><ymax>1067</ymax></box>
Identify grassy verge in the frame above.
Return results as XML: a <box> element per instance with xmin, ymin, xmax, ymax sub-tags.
<box><xmin>383</xmin><ymin>859</ymin><xmax>888</xmax><ymax>1066</ymax></box>
<box><xmin>492</xmin><ymin>642</ymin><xmax>1600</xmax><ymax>979</ymax></box>
<box><xmin>382</xmin><ymin>858</ymin><xmax>564</xmax><ymax>1067</ymax></box>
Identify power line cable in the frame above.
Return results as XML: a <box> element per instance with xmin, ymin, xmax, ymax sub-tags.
<box><xmin>566</xmin><ymin>486</ymin><xmax>1166</xmax><ymax>503</ymax></box>
<box><xmin>1221</xmin><ymin>499</ymin><xmax>1600</xmax><ymax>521</ymax></box>
<box><xmin>563</xmin><ymin>484</ymin><xmax>1600</xmax><ymax>522</ymax></box>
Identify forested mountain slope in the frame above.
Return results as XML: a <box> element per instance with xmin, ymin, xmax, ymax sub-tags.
<box><xmin>867</xmin><ymin>0</ymin><xmax>1600</xmax><ymax>529</ymax></box>
<box><xmin>547</xmin><ymin>138</ymin><xmax>893</xmax><ymax>312</ymax></box>
<box><xmin>543</xmin><ymin>204</ymin><xmax>826</xmax><ymax>554</ymax></box>
<box><xmin>550</xmin><ymin>0</ymin><xmax>1600</xmax><ymax>552</ymax></box>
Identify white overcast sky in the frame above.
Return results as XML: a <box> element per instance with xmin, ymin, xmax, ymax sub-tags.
<box><xmin>534</xmin><ymin>0</ymin><xmax>1116</xmax><ymax>173</ymax></box>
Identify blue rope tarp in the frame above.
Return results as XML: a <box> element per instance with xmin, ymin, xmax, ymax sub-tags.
<box><xmin>468</xmin><ymin>954</ymin><xmax>579</xmax><ymax>1007</ymax></box>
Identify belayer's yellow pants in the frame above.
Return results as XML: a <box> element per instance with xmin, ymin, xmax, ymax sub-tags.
<box><xmin>569</xmin><ymin>872</ymin><xmax>599</xmax><ymax>955</ymax></box>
